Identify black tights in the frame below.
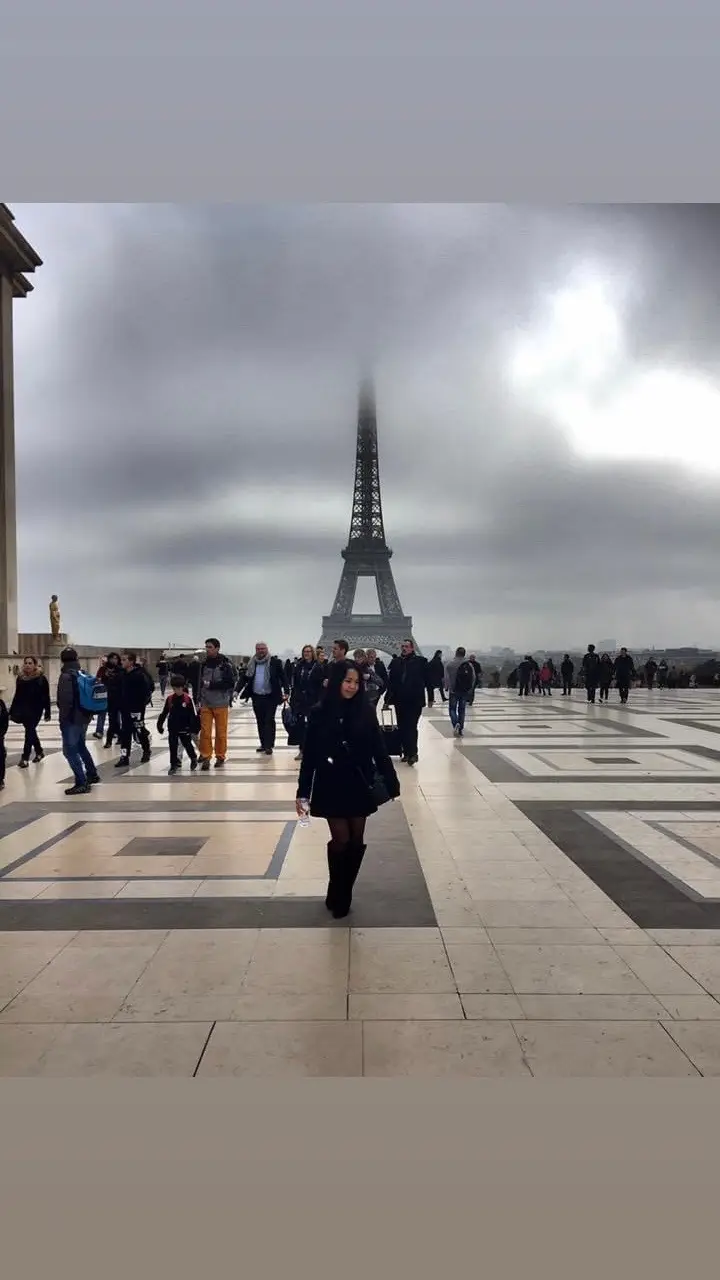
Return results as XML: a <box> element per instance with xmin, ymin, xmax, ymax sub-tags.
<box><xmin>327</xmin><ymin>817</ymin><xmax>367</xmax><ymax>846</ymax></box>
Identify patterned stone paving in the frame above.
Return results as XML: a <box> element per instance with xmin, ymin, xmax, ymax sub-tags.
<box><xmin>4</xmin><ymin>689</ymin><xmax>720</xmax><ymax>1075</ymax></box>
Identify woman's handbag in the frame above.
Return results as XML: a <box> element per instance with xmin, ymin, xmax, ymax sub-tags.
<box><xmin>282</xmin><ymin>704</ymin><xmax>302</xmax><ymax>747</ymax></box>
<box><xmin>341</xmin><ymin>737</ymin><xmax>394</xmax><ymax>808</ymax></box>
<box><xmin>367</xmin><ymin>770</ymin><xmax>392</xmax><ymax>807</ymax></box>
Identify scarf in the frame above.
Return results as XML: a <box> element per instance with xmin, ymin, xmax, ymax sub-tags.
<box><xmin>246</xmin><ymin>655</ymin><xmax>272</xmax><ymax>694</ymax></box>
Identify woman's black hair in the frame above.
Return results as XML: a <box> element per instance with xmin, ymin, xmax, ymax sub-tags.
<box><xmin>320</xmin><ymin>660</ymin><xmax>367</xmax><ymax>720</ymax></box>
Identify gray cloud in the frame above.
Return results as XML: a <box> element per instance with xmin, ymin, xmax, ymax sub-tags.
<box><xmin>10</xmin><ymin>202</ymin><xmax>720</xmax><ymax>653</ymax></box>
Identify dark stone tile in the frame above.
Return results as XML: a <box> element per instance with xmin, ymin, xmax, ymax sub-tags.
<box><xmin>585</xmin><ymin>756</ymin><xmax>637</xmax><ymax>765</ymax></box>
<box><xmin>515</xmin><ymin>802</ymin><xmax>720</xmax><ymax>930</ymax></box>
<box><xmin>116</xmin><ymin>836</ymin><xmax>206</xmax><ymax>858</ymax></box>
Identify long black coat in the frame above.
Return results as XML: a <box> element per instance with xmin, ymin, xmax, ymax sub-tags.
<box><xmin>10</xmin><ymin>674</ymin><xmax>51</xmax><ymax>726</ymax></box>
<box><xmin>297</xmin><ymin>702</ymin><xmax>400</xmax><ymax>819</ymax></box>
<box><xmin>599</xmin><ymin>657</ymin><xmax>614</xmax><ymax>687</ymax></box>
<box><xmin>387</xmin><ymin>654</ymin><xmax>427</xmax><ymax>709</ymax></box>
<box><xmin>290</xmin><ymin>661</ymin><xmax>324</xmax><ymax>716</ymax></box>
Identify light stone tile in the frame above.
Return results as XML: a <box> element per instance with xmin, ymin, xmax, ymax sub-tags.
<box><xmin>516</xmin><ymin>1021</ymin><xmax>700</xmax><ymax>1076</ymax></box>
<box><xmin>36</xmin><ymin>881</ymin><xmax>128</xmax><ymax>899</ymax></box>
<box><xmin>66</xmin><ymin>930</ymin><xmax>168</xmax><ymax>950</ymax></box>
<box><xmin>351</xmin><ymin>928</ymin><xmax>443</xmax><ymax>946</ymax></box>
<box><xmin>349</xmin><ymin>994</ymin><xmax>463</xmax><ymax>1020</ymax></box>
<box><xmin>0</xmin><ymin>881</ymin><xmax>54</xmax><ymax>899</ymax></box>
<box><xmin>256</xmin><ymin>928</ymin><xmax>347</xmax><ymax>947</ymax></box>
<box><xmin>0</xmin><ymin>941</ymin><xmax>77</xmax><ymax>1009</ymax></box>
<box><xmin>517</xmin><ymin>994</ymin><xmax>668</xmax><ymax>1020</ymax></box>
<box><xmin>662</xmin><ymin>1021</ymin><xmax>720</xmax><ymax>1074</ymax></box>
<box><xmin>0</xmin><ymin>944</ymin><xmax>160</xmax><ymax>1022</ymax></box>
<box><xmin>29</xmin><ymin>1021</ymin><xmax>212</xmax><ymax>1076</ymax></box>
<box><xmin>230</xmin><ymin>994</ymin><xmax>348</xmax><ymax>1021</ymax></box>
<box><xmin>657</xmin><ymin>995</ymin><xmax>720</xmax><ymax>1020</ymax></box>
<box><xmin>444</xmin><ymin>944</ymin><xmax>514</xmax><ymax>994</ymax></box>
<box><xmin>0</xmin><ymin>1024</ymin><xmax>66</xmax><ymax>1075</ymax></box>
<box><xmin>362</xmin><ymin>1020</ymin><xmax>531</xmax><ymax>1077</ymax></box>
<box><xmin>192</xmin><ymin>879</ymin><xmax>270</xmax><ymax>897</ymax></box>
<box><xmin>272</xmin><ymin>879</ymin><xmax>328</xmax><ymax>898</ymax></box>
<box><xmin>0</xmin><ymin>931</ymin><xmax>76</xmax><ymax>949</ymax></box>
<box><xmin>243</xmin><ymin>944</ymin><xmax>349</xmax><ymax>996</ymax></box>
<box><xmin>494</xmin><ymin>944</ymin><xmax>647</xmax><ymax>996</ymax></box>
<box><xmin>665</xmin><ymin>947</ymin><xmax>720</xmax><ymax>995</ymax></box>
<box><xmin>464</xmin><ymin>878</ymin><xmax>571</xmax><ymax>903</ymax></box>
<box><xmin>116</xmin><ymin>880</ymin><xmax>199</xmax><ymax>899</ymax></box>
<box><xmin>612</xmin><ymin>944</ymin><xmax>705</xmax><ymax>995</ymax></box>
<box><xmin>595</xmin><ymin>927</ymin><xmax>654</xmax><ymax>945</ymax></box>
<box><xmin>196</xmin><ymin>1021</ymin><xmax>362</xmax><ymax>1077</ymax></box>
<box><xmin>461</xmin><ymin>994</ymin><xmax>525</xmax><ymax>1019</ymax></box>
<box><xmin>473</xmin><ymin>900</ymin><xmax>593</xmax><ymax>929</ymax></box>
<box><xmin>487</xmin><ymin>927</ymin><xmax>603</xmax><ymax>946</ymax></box>
<box><xmin>649</xmin><ymin>930</ymin><xmax>720</xmax><ymax>947</ymax></box>
<box><xmin>439</xmin><ymin>926</ymin><xmax>491</xmax><ymax>945</ymax></box>
<box><xmin>349</xmin><ymin>941</ymin><xmax>455</xmax><ymax>995</ymax></box>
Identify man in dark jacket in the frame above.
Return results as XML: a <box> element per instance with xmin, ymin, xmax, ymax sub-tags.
<box><xmin>116</xmin><ymin>651</ymin><xmax>153</xmax><ymax>768</ymax></box>
<box><xmin>517</xmin><ymin>656</ymin><xmax>533</xmax><ymax>697</ymax></box>
<box><xmin>613</xmin><ymin>648</ymin><xmax>636</xmax><ymax>705</ymax></box>
<box><xmin>240</xmin><ymin>641</ymin><xmax>289</xmax><ymax>756</ymax></box>
<box><xmin>56</xmin><ymin>646</ymin><xmax>101</xmax><ymax>795</ymax></box>
<box><xmin>386</xmin><ymin>639</ymin><xmax>427</xmax><ymax>765</ymax></box>
<box><xmin>197</xmin><ymin>638</ymin><xmax>236</xmax><ymax>770</ymax></box>
<box><xmin>560</xmin><ymin>654</ymin><xmax>574</xmax><ymax>695</ymax></box>
<box><xmin>644</xmin><ymin>657</ymin><xmax>658</xmax><ymax>691</ymax></box>
<box><xmin>581</xmin><ymin>645</ymin><xmax>601</xmax><ymax>703</ymax></box>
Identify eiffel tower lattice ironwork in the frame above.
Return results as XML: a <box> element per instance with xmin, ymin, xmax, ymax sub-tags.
<box><xmin>318</xmin><ymin>382</ymin><xmax>418</xmax><ymax>656</ymax></box>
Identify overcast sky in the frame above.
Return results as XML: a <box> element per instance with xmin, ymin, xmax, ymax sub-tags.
<box><xmin>10</xmin><ymin>202</ymin><xmax>720</xmax><ymax>654</ymax></box>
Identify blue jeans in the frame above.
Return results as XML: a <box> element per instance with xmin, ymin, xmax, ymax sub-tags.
<box><xmin>62</xmin><ymin>722</ymin><xmax>96</xmax><ymax>786</ymax></box>
<box><xmin>95</xmin><ymin>711</ymin><xmax>106</xmax><ymax>735</ymax></box>
<box><xmin>449</xmin><ymin>693</ymin><xmax>468</xmax><ymax>732</ymax></box>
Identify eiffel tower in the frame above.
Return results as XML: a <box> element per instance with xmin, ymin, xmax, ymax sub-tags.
<box><xmin>318</xmin><ymin>381</ymin><xmax>418</xmax><ymax>656</ymax></box>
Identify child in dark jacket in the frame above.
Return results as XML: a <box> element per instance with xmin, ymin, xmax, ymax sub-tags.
<box><xmin>0</xmin><ymin>686</ymin><xmax>9</xmax><ymax>789</ymax></box>
<box><xmin>156</xmin><ymin>675</ymin><xmax>201</xmax><ymax>775</ymax></box>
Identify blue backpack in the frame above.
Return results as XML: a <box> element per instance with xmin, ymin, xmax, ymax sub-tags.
<box><xmin>75</xmin><ymin>670</ymin><xmax>108</xmax><ymax>715</ymax></box>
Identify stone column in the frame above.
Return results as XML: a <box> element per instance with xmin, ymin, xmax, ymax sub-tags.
<box><xmin>0</xmin><ymin>273</ymin><xmax>18</xmax><ymax>655</ymax></box>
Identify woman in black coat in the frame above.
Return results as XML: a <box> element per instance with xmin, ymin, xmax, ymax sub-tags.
<box><xmin>426</xmin><ymin>650</ymin><xmax>446</xmax><ymax>706</ymax></box>
<box><xmin>296</xmin><ymin>660</ymin><xmax>400</xmax><ymax>919</ymax></box>
<box><xmin>289</xmin><ymin>645</ymin><xmax>324</xmax><ymax>761</ymax></box>
<box><xmin>10</xmin><ymin>656</ymin><xmax>51</xmax><ymax>767</ymax></box>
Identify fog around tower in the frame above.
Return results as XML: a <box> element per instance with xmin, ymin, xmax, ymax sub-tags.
<box><xmin>12</xmin><ymin>202</ymin><xmax>720</xmax><ymax>652</ymax></box>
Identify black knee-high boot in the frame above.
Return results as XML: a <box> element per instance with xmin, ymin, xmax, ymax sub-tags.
<box><xmin>325</xmin><ymin>841</ymin><xmax>345</xmax><ymax>912</ymax></box>
<box><xmin>332</xmin><ymin>842</ymin><xmax>366</xmax><ymax>919</ymax></box>
<box><xmin>347</xmin><ymin>843</ymin><xmax>366</xmax><ymax>893</ymax></box>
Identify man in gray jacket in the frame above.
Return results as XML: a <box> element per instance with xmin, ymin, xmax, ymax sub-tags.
<box><xmin>56</xmin><ymin>647</ymin><xmax>101</xmax><ymax>795</ymax></box>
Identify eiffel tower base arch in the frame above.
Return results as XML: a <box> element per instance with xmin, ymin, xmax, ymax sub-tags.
<box><xmin>318</xmin><ymin>614</ymin><xmax>418</xmax><ymax>659</ymax></box>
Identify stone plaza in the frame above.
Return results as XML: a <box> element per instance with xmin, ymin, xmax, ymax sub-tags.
<box><xmin>3</xmin><ymin>688</ymin><xmax>720</xmax><ymax>1075</ymax></box>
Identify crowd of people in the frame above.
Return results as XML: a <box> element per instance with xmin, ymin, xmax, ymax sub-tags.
<box><xmin>507</xmin><ymin>648</ymin><xmax>688</xmax><ymax>703</ymax></box>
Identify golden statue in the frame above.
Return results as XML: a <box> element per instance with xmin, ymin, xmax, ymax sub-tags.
<box><xmin>49</xmin><ymin>594</ymin><xmax>61</xmax><ymax>641</ymax></box>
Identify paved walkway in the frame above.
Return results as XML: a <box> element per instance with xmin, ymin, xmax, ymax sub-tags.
<box><xmin>3</xmin><ymin>688</ymin><xmax>720</xmax><ymax>1074</ymax></box>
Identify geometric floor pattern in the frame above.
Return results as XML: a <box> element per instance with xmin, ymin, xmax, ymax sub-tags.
<box><xmin>6</xmin><ymin>690</ymin><xmax>720</xmax><ymax>1074</ymax></box>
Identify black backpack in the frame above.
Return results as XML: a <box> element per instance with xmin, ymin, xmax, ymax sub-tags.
<box><xmin>454</xmin><ymin>661</ymin><xmax>475</xmax><ymax>695</ymax></box>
